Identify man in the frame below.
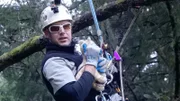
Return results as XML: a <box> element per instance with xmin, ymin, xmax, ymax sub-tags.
<box><xmin>40</xmin><ymin>2</ymin><xmax>108</xmax><ymax>101</ymax></box>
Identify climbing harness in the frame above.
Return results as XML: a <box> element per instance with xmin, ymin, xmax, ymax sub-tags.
<box><xmin>87</xmin><ymin>0</ymin><xmax>125</xmax><ymax>101</ymax></box>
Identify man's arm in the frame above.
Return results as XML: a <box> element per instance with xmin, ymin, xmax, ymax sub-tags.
<box><xmin>43</xmin><ymin>57</ymin><xmax>96</xmax><ymax>101</ymax></box>
<box><xmin>55</xmin><ymin>71</ymin><xmax>95</xmax><ymax>101</ymax></box>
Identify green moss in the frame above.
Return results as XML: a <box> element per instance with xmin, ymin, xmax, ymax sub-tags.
<box><xmin>0</xmin><ymin>36</ymin><xmax>41</xmax><ymax>60</ymax></box>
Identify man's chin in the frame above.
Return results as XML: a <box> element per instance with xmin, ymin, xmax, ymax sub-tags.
<box><xmin>58</xmin><ymin>42</ymin><xmax>70</xmax><ymax>46</ymax></box>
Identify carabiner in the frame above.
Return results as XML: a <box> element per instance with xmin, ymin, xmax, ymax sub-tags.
<box><xmin>95</xmin><ymin>92</ymin><xmax>112</xmax><ymax>101</ymax></box>
<box><xmin>106</xmin><ymin>73</ymin><xmax>113</xmax><ymax>85</ymax></box>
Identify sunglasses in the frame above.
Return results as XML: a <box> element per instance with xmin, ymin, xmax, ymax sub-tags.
<box><xmin>49</xmin><ymin>22</ymin><xmax>71</xmax><ymax>33</ymax></box>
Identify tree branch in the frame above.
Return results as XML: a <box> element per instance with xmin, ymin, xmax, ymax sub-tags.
<box><xmin>69</xmin><ymin>0</ymin><xmax>86</xmax><ymax>10</ymax></box>
<box><xmin>0</xmin><ymin>0</ymin><xmax>173</xmax><ymax>72</ymax></box>
<box><xmin>72</xmin><ymin>0</ymin><xmax>171</xmax><ymax>33</ymax></box>
<box><xmin>0</xmin><ymin>36</ymin><xmax>46</xmax><ymax>71</ymax></box>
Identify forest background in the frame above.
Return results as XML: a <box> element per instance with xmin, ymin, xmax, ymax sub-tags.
<box><xmin>0</xmin><ymin>0</ymin><xmax>179</xmax><ymax>101</ymax></box>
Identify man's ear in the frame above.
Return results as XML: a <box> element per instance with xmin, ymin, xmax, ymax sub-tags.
<box><xmin>43</xmin><ymin>28</ymin><xmax>50</xmax><ymax>38</ymax></box>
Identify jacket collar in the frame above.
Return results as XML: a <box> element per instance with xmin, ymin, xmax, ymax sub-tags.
<box><xmin>45</xmin><ymin>41</ymin><xmax>76</xmax><ymax>54</ymax></box>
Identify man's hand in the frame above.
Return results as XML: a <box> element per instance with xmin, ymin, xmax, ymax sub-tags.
<box><xmin>77</xmin><ymin>38</ymin><xmax>117</xmax><ymax>91</ymax></box>
<box><xmin>97</xmin><ymin>57</ymin><xmax>108</xmax><ymax>73</ymax></box>
<box><xmin>81</xmin><ymin>38</ymin><xmax>102</xmax><ymax>68</ymax></box>
<box><xmin>92</xmin><ymin>57</ymin><xmax>108</xmax><ymax>91</ymax></box>
<box><xmin>93</xmin><ymin>56</ymin><xmax>118</xmax><ymax>91</ymax></box>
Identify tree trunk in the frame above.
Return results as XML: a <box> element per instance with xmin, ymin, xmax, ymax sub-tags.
<box><xmin>166</xmin><ymin>1</ymin><xmax>179</xmax><ymax>99</ymax></box>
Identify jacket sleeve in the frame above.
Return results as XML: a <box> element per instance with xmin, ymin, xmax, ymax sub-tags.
<box><xmin>54</xmin><ymin>71</ymin><xmax>94</xmax><ymax>101</ymax></box>
<box><xmin>43</xmin><ymin>57</ymin><xmax>95</xmax><ymax>101</ymax></box>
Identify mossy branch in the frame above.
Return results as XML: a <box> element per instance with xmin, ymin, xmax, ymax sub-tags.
<box><xmin>0</xmin><ymin>0</ymin><xmax>172</xmax><ymax>72</ymax></box>
<box><xmin>0</xmin><ymin>36</ymin><xmax>46</xmax><ymax>71</ymax></box>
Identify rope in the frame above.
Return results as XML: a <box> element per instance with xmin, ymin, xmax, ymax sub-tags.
<box><xmin>87</xmin><ymin>0</ymin><xmax>141</xmax><ymax>101</ymax></box>
<box><xmin>119</xmin><ymin>61</ymin><xmax>125</xmax><ymax>101</ymax></box>
<box><xmin>87</xmin><ymin>0</ymin><xmax>103</xmax><ymax>48</ymax></box>
<box><xmin>87</xmin><ymin>0</ymin><xmax>113</xmax><ymax>100</ymax></box>
<box><xmin>115</xmin><ymin>9</ymin><xmax>141</xmax><ymax>101</ymax></box>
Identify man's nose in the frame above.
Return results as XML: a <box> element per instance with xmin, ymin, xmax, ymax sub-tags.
<box><xmin>58</xmin><ymin>26</ymin><xmax>65</xmax><ymax>34</ymax></box>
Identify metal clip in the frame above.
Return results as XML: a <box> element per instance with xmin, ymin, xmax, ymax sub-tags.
<box><xmin>106</xmin><ymin>73</ymin><xmax>113</xmax><ymax>85</ymax></box>
<box><xmin>95</xmin><ymin>92</ymin><xmax>112</xmax><ymax>101</ymax></box>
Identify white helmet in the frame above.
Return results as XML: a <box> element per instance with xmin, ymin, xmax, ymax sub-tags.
<box><xmin>40</xmin><ymin>4</ymin><xmax>72</xmax><ymax>31</ymax></box>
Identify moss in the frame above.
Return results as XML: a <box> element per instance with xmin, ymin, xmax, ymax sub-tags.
<box><xmin>0</xmin><ymin>36</ymin><xmax>41</xmax><ymax>60</ymax></box>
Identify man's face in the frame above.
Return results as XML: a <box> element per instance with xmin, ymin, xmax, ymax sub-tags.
<box><xmin>44</xmin><ymin>20</ymin><xmax>72</xmax><ymax>46</ymax></box>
